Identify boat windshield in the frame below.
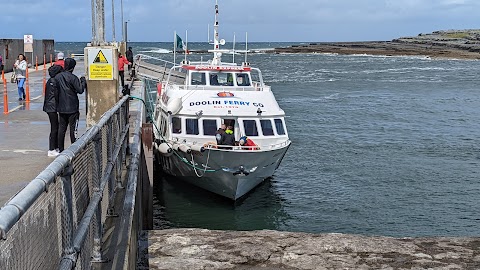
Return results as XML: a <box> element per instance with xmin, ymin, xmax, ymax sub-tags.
<box><xmin>236</xmin><ymin>73</ymin><xmax>251</xmax><ymax>86</ymax></box>
<box><xmin>190</xmin><ymin>71</ymin><xmax>252</xmax><ymax>87</ymax></box>
<box><xmin>209</xmin><ymin>72</ymin><xmax>234</xmax><ymax>86</ymax></box>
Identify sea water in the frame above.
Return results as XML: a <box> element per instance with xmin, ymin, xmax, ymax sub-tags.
<box><xmin>57</xmin><ymin>42</ymin><xmax>480</xmax><ymax>237</ymax></box>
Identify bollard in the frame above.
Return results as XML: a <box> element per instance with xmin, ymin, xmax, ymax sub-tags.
<box><xmin>25</xmin><ymin>67</ymin><xmax>30</xmax><ymax>103</ymax></box>
<box><xmin>50</xmin><ymin>54</ymin><xmax>53</xmax><ymax>67</ymax></box>
<box><xmin>43</xmin><ymin>54</ymin><xmax>46</xmax><ymax>69</ymax></box>
<box><xmin>35</xmin><ymin>56</ymin><xmax>38</xmax><ymax>71</ymax></box>
<box><xmin>3</xmin><ymin>79</ymin><xmax>8</xmax><ymax>114</ymax></box>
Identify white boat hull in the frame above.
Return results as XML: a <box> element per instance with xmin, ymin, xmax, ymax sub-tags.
<box><xmin>156</xmin><ymin>144</ymin><xmax>290</xmax><ymax>200</ymax></box>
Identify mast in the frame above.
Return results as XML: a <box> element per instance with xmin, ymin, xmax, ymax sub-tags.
<box><xmin>212</xmin><ymin>0</ymin><xmax>221</xmax><ymax>65</ymax></box>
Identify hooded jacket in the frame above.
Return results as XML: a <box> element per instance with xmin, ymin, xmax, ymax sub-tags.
<box><xmin>42</xmin><ymin>65</ymin><xmax>64</xmax><ymax>113</ymax></box>
<box><xmin>118</xmin><ymin>56</ymin><xmax>130</xmax><ymax>71</ymax></box>
<box><xmin>55</xmin><ymin>58</ymin><xmax>87</xmax><ymax>114</ymax></box>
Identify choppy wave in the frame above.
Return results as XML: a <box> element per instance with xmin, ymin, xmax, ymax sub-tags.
<box><xmin>122</xmin><ymin>42</ymin><xmax>480</xmax><ymax>238</ymax></box>
<box><xmin>139</xmin><ymin>48</ymin><xmax>171</xmax><ymax>54</ymax></box>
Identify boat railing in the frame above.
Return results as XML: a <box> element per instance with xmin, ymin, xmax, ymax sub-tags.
<box><xmin>136</xmin><ymin>54</ymin><xmax>185</xmax><ymax>83</ymax></box>
<box><xmin>136</xmin><ymin>54</ymin><xmax>176</xmax><ymax>66</ymax></box>
<box><xmin>169</xmin><ymin>84</ymin><xmax>270</xmax><ymax>92</ymax></box>
<box><xmin>266</xmin><ymin>139</ymin><xmax>291</xmax><ymax>149</ymax></box>
<box><xmin>204</xmin><ymin>139</ymin><xmax>290</xmax><ymax>151</ymax></box>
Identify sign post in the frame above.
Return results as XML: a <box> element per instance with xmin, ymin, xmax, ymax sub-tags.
<box><xmin>85</xmin><ymin>45</ymin><xmax>119</xmax><ymax>127</ymax></box>
<box><xmin>87</xmin><ymin>48</ymin><xmax>114</xmax><ymax>80</ymax></box>
<box><xmin>23</xmin><ymin>34</ymin><xmax>34</xmax><ymax>63</ymax></box>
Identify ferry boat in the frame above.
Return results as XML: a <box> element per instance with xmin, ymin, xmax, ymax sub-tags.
<box><xmin>152</xmin><ymin>0</ymin><xmax>291</xmax><ymax>200</ymax></box>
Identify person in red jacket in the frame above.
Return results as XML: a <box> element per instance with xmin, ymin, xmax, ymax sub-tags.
<box><xmin>118</xmin><ymin>53</ymin><xmax>130</xmax><ymax>89</ymax></box>
<box><xmin>55</xmin><ymin>52</ymin><xmax>65</xmax><ymax>69</ymax></box>
<box><xmin>239</xmin><ymin>136</ymin><xmax>259</xmax><ymax>150</ymax></box>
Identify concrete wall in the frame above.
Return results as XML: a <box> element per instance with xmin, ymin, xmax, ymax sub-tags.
<box><xmin>0</xmin><ymin>39</ymin><xmax>55</xmax><ymax>72</ymax></box>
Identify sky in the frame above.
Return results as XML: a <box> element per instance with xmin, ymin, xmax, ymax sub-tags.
<box><xmin>1</xmin><ymin>0</ymin><xmax>479</xmax><ymax>42</ymax></box>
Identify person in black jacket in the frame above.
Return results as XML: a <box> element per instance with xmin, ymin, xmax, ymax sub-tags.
<box><xmin>56</xmin><ymin>58</ymin><xmax>87</xmax><ymax>152</ymax></box>
<box><xmin>220</xmin><ymin>125</ymin><xmax>235</xmax><ymax>149</ymax></box>
<box><xmin>126</xmin><ymin>47</ymin><xmax>134</xmax><ymax>76</ymax></box>
<box><xmin>43</xmin><ymin>65</ymin><xmax>64</xmax><ymax>157</ymax></box>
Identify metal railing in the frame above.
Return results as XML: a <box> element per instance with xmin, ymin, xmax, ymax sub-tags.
<box><xmin>204</xmin><ymin>139</ymin><xmax>291</xmax><ymax>151</ymax></box>
<box><xmin>172</xmin><ymin>84</ymin><xmax>269</xmax><ymax>92</ymax></box>
<box><xmin>0</xmin><ymin>96</ymin><xmax>132</xmax><ymax>269</ymax></box>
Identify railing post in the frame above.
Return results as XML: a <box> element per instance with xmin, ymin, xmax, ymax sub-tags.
<box><xmin>114</xmin><ymin>110</ymin><xmax>125</xmax><ymax>190</ymax></box>
<box><xmin>106</xmin><ymin>116</ymin><xmax>119</xmax><ymax>217</ymax></box>
<box><xmin>58</xmin><ymin>163</ymin><xmax>76</xmax><ymax>269</ymax></box>
<box><xmin>91</xmin><ymin>133</ymin><xmax>107</xmax><ymax>263</ymax></box>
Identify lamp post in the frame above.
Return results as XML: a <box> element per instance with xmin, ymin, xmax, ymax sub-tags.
<box><xmin>111</xmin><ymin>0</ymin><xmax>116</xmax><ymax>42</ymax></box>
<box><xmin>121</xmin><ymin>0</ymin><xmax>125</xmax><ymax>42</ymax></box>
<box><xmin>96</xmin><ymin>0</ymin><xmax>105</xmax><ymax>43</ymax></box>
<box><xmin>91</xmin><ymin>0</ymin><xmax>96</xmax><ymax>44</ymax></box>
<box><xmin>125</xmin><ymin>21</ymin><xmax>128</xmax><ymax>47</ymax></box>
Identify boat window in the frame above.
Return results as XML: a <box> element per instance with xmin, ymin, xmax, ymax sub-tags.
<box><xmin>172</xmin><ymin>117</ymin><xmax>182</xmax><ymax>134</ymax></box>
<box><xmin>260</xmin><ymin>119</ymin><xmax>274</xmax><ymax>136</ymax></box>
<box><xmin>203</xmin><ymin>119</ymin><xmax>217</xmax><ymax>135</ymax></box>
<box><xmin>223</xmin><ymin>119</ymin><xmax>236</xmax><ymax>128</ymax></box>
<box><xmin>250</xmin><ymin>70</ymin><xmax>260</xmax><ymax>83</ymax></box>
<box><xmin>209</xmin><ymin>72</ymin><xmax>234</xmax><ymax>86</ymax></box>
<box><xmin>274</xmin><ymin>119</ymin><xmax>286</xmax><ymax>135</ymax></box>
<box><xmin>186</xmin><ymin>118</ymin><xmax>199</xmax><ymax>135</ymax></box>
<box><xmin>191</xmin><ymin>72</ymin><xmax>206</xmax><ymax>85</ymax></box>
<box><xmin>236</xmin><ymin>73</ymin><xmax>251</xmax><ymax>86</ymax></box>
<box><xmin>243</xmin><ymin>120</ymin><xmax>258</xmax><ymax>136</ymax></box>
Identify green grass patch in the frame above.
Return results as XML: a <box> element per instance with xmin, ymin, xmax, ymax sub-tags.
<box><xmin>443</xmin><ymin>32</ymin><xmax>470</xmax><ymax>39</ymax></box>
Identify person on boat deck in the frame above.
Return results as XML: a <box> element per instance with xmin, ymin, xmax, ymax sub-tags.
<box><xmin>239</xmin><ymin>136</ymin><xmax>258</xmax><ymax>150</ymax></box>
<box><xmin>226</xmin><ymin>73</ymin><xmax>234</xmax><ymax>86</ymax></box>
<box><xmin>220</xmin><ymin>126</ymin><xmax>235</xmax><ymax>148</ymax></box>
<box><xmin>215</xmin><ymin>128</ymin><xmax>225</xmax><ymax>145</ymax></box>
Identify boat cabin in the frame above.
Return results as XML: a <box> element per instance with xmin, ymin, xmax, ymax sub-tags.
<box><xmin>166</xmin><ymin>64</ymin><xmax>265</xmax><ymax>91</ymax></box>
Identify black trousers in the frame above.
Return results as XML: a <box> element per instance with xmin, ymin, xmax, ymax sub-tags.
<box><xmin>47</xmin><ymin>112</ymin><xmax>59</xmax><ymax>151</ymax></box>
<box><xmin>58</xmin><ymin>112</ymin><xmax>79</xmax><ymax>152</ymax></box>
<box><xmin>119</xmin><ymin>70</ymin><xmax>125</xmax><ymax>87</ymax></box>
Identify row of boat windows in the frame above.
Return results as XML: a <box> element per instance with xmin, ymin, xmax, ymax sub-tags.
<box><xmin>191</xmin><ymin>72</ymin><xmax>251</xmax><ymax>86</ymax></box>
<box><xmin>171</xmin><ymin>117</ymin><xmax>286</xmax><ymax>137</ymax></box>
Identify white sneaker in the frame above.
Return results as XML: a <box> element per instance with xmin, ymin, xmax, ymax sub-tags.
<box><xmin>47</xmin><ymin>150</ymin><xmax>60</xmax><ymax>157</ymax></box>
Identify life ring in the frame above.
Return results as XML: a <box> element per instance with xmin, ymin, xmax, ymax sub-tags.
<box><xmin>203</xmin><ymin>142</ymin><xmax>218</xmax><ymax>149</ymax></box>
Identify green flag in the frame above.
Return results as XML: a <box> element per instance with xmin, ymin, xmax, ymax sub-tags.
<box><xmin>176</xmin><ymin>34</ymin><xmax>185</xmax><ymax>49</ymax></box>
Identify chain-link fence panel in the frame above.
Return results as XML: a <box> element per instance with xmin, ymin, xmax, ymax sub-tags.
<box><xmin>0</xmin><ymin>97</ymin><xmax>131</xmax><ymax>270</ymax></box>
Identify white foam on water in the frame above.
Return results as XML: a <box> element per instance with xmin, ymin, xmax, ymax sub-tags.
<box><xmin>139</xmin><ymin>48</ymin><xmax>172</xmax><ymax>54</ymax></box>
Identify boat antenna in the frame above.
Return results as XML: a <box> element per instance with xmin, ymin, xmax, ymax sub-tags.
<box><xmin>244</xmin><ymin>32</ymin><xmax>248</xmax><ymax>64</ymax></box>
<box><xmin>173</xmin><ymin>30</ymin><xmax>177</xmax><ymax>64</ymax></box>
<box><xmin>208</xmin><ymin>24</ymin><xmax>210</xmax><ymax>43</ymax></box>
<box><xmin>233</xmin><ymin>32</ymin><xmax>236</xmax><ymax>63</ymax></box>
<box><xmin>212</xmin><ymin>0</ymin><xmax>222</xmax><ymax>65</ymax></box>
<box><xmin>184</xmin><ymin>30</ymin><xmax>188</xmax><ymax>63</ymax></box>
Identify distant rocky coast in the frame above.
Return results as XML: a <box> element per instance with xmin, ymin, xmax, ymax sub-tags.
<box><xmin>273</xmin><ymin>29</ymin><xmax>480</xmax><ymax>59</ymax></box>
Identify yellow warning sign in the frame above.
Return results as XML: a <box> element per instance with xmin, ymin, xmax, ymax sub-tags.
<box><xmin>89</xmin><ymin>64</ymin><xmax>113</xmax><ymax>79</ymax></box>
<box><xmin>88</xmin><ymin>48</ymin><xmax>114</xmax><ymax>80</ymax></box>
<box><xmin>94</xmin><ymin>50</ymin><xmax>109</xmax><ymax>63</ymax></box>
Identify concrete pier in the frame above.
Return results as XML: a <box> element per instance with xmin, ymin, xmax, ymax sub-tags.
<box><xmin>0</xmin><ymin>61</ymin><xmax>86</xmax><ymax>205</ymax></box>
<box><xmin>146</xmin><ymin>229</ymin><xmax>480</xmax><ymax>270</ymax></box>
<box><xmin>0</xmin><ymin>39</ymin><xmax>55</xmax><ymax>72</ymax></box>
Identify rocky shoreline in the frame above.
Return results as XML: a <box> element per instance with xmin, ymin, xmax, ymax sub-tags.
<box><xmin>272</xmin><ymin>29</ymin><xmax>480</xmax><ymax>60</ymax></box>
<box><xmin>147</xmin><ymin>229</ymin><xmax>480</xmax><ymax>270</ymax></box>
